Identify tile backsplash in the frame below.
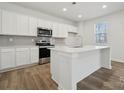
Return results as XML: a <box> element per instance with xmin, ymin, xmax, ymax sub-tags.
<box><xmin>0</xmin><ymin>35</ymin><xmax>66</xmax><ymax>47</ymax></box>
<box><xmin>0</xmin><ymin>35</ymin><xmax>36</xmax><ymax>46</ymax></box>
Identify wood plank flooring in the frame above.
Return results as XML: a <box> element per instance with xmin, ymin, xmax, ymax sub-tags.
<box><xmin>77</xmin><ymin>61</ymin><xmax>124</xmax><ymax>90</ymax></box>
<box><xmin>0</xmin><ymin>61</ymin><xmax>124</xmax><ymax>90</ymax></box>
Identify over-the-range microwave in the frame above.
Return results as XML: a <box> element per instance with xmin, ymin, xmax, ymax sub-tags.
<box><xmin>37</xmin><ymin>27</ymin><xmax>52</xmax><ymax>37</ymax></box>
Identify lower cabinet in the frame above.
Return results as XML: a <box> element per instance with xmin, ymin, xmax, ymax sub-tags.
<box><xmin>0</xmin><ymin>47</ymin><xmax>39</xmax><ymax>71</ymax></box>
<box><xmin>30</xmin><ymin>47</ymin><xmax>39</xmax><ymax>63</ymax></box>
<box><xmin>0</xmin><ymin>48</ymin><xmax>15</xmax><ymax>69</ymax></box>
<box><xmin>16</xmin><ymin>48</ymin><xmax>30</xmax><ymax>66</ymax></box>
<box><xmin>50</xmin><ymin>50</ymin><xmax>59</xmax><ymax>84</ymax></box>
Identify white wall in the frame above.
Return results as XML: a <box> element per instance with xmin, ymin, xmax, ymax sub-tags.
<box><xmin>80</xmin><ymin>10</ymin><xmax>124</xmax><ymax>63</ymax></box>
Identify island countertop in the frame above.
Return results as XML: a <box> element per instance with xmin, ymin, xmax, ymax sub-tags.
<box><xmin>49</xmin><ymin>45</ymin><xmax>110</xmax><ymax>53</ymax></box>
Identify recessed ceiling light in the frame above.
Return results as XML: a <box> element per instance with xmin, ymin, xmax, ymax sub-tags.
<box><xmin>62</xmin><ymin>8</ymin><xmax>67</xmax><ymax>11</ymax></box>
<box><xmin>78</xmin><ymin>14</ymin><xmax>82</xmax><ymax>18</ymax></box>
<box><xmin>102</xmin><ymin>5</ymin><xmax>107</xmax><ymax>9</ymax></box>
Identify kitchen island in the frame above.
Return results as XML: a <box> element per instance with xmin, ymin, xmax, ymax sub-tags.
<box><xmin>50</xmin><ymin>46</ymin><xmax>111</xmax><ymax>90</ymax></box>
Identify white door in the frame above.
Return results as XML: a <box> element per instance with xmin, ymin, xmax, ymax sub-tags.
<box><xmin>30</xmin><ymin>47</ymin><xmax>39</xmax><ymax>63</ymax></box>
<box><xmin>17</xmin><ymin>14</ymin><xmax>29</xmax><ymax>35</ymax></box>
<box><xmin>0</xmin><ymin>9</ymin><xmax>2</xmax><ymax>34</ymax></box>
<box><xmin>0</xmin><ymin>48</ymin><xmax>15</xmax><ymax>69</ymax></box>
<box><xmin>16</xmin><ymin>48</ymin><xmax>30</xmax><ymax>66</ymax></box>
<box><xmin>29</xmin><ymin>17</ymin><xmax>38</xmax><ymax>36</ymax></box>
<box><xmin>2</xmin><ymin>10</ymin><xmax>17</xmax><ymax>35</ymax></box>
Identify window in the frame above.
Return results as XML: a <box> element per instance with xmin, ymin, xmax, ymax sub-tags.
<box><xmin>95</xmin><ymin>23</ymin><xmax>107</xmax><ymax>44</ymax></box>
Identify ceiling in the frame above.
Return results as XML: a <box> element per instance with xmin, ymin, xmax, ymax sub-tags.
<box><xmin>13</xmin><ymin>2</ymin><xmax>124</xmax><ymax>22</ymax></box>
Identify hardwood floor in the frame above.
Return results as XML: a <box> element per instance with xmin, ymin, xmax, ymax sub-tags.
<box><xmin>77</xmin><ymin>61</ymin><xmax>124</xmax><ymax>90</ymax></box>
<box><xmin>0</xmin><ymin>61</ymin><xmax>124</xmax><ymax>90</ymax></box>
<box><xmin>0</xmin><ymin>63</ymin><xmax>57</xmax><ymax>90</ymax></box>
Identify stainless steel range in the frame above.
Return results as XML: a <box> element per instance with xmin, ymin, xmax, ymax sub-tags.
<box><xmin>36</xmin><ymin>27</ymin><xmax>54</xmax><ymax>64</ymax></box>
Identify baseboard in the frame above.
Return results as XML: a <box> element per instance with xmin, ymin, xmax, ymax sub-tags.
<box><xmin>0</xmin><ymin>63</ymin><xmax>38</xmax><ymax>73</ymax></box>
<box><xmin>111</xmin><ymin>58</ymin><xmax>124</xmax><ymax>63</ymax></box>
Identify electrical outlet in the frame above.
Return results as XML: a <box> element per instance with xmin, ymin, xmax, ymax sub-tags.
<box><xmin>32</xmin><ymin>39</ymin><xmax>34</xmax><ymax>42</ymax></box>
<box><xmin>9</xmin><ymin>38</ymin><xmax>13</xmax><ymax>42</ymax></box>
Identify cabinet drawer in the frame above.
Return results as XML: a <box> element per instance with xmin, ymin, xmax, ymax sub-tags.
<box><xmin>1</xmin><ymin>48</ymin><xmax>15</xmax><ymax>52</ymax></box>
<box><xmin>16</xmin><ymin>48</ymin><xmax>29</xmax><ymax>51</ymax></box>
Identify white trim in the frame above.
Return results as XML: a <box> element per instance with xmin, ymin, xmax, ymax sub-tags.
<box><xmin>112</xmin><ymin>58</ymin><xmax>124</xmax><ymax>63</ymax></box>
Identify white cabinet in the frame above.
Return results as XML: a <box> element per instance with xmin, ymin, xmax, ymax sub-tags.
<box><xmin>30</xmin><ymin>47</ymin><xmax>39</xmax><ymax>63</ymax></box>
<box><xmin>50</xmin><ymin>50</ymin><xmax>59</xmax><ymax>84</ymax></box>
<box><xmin>2</xmin><ymin>10</ymin><xmax>17</xmax><ymax>35</ymax></box>
<box><xmin>38</xmin><ymin>19</ymin><xmax>46</xmax><ymax>28</ymax></box>
<box><xmin>59</xmin><ymin>24</ymin><xmax>68</xmax><ymax>38</ymax></box>
<box><xmin>52</xmin><ymin>22</ymin><xmax>59</xmax><ymax>37</ymax></box>
<box><xmin>0</xmin><ymin>48</ymin><xmax>15</xmax><ymax>69</ymax></box>
<box><xmin>52</xmin><ymin>22</ymin><xmax>68</xmax><ymax>38</ymax></box>
<box><xmin>68</xmin><ymin>25</ymin><xmax>77</xmax><ymax>33</ymax></box>
<box><xmin>38</xmin><ymin>19</ymin><xmax>53</xmax><ymax>29</ymax></box>
<box><xmin>16</xmin><ymin>48</ymin><xmax>30</xmax><ymax>66</ymax></box>
<box><xmin>0</xmin><ymin>9</ymin><xmax>2</xmax><ymax>34</ymax></box>
<box><xmin>0</xmin><ymin>46</ymin><xmax>39</xmax><ymax>71</ymax></box>
<box><xmin>17</xmin><ymin>14</ymin><xmax>29</xmax><ymax>35</ymax></box>
<box><xmin>29</xmin><ymin>17</ymin><xmax>38</xmax><ymax>36</ymax></box>
<box><xmin>45</xmin><ymin>20</ymin><xmax>53</xmax><ymax>29</ymax></box>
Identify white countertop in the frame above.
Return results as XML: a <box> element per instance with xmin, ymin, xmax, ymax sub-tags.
<box><xmin>49</xmin><ymin>45</ymin><xmax>110</xmax><ymax>53</ymax></box>
<box><xmin>0</xmin><ymin>45</ymin><xmax>38</xmax><ymax>49</ymax></box>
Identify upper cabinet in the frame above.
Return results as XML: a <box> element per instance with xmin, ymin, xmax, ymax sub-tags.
<box><xmin>29</xmin><ymin>16</ymin><xmax>38</xmax><ymax>36</ymax></box>
<box><xmin>0</xmin><ymin>9</ymin><xmax>77</xmax><ymax>37</ymax></box>
<box><xmin>2</xmin><ymin>10</ymin><xmax>29</xmax><ymax>36</ymax></box>
<box><xmin>52</xmin><ymin>22</ymin><xmax>68</xmax><ymax>38</ymax></box>
<box><xmin>0</xmin><ymin>9</ymin><xmax>1</xmax><ymax>34</ymax></box>
<box><xmin>38</xmin><ymin>19</ymin><xmax>53</xmax><ymax>29</ymax></box>
<box><xmin>38</xmin><ymin>19</ymin><xmax>46</xmax><ymax>28</ymax></box>
<box><xmin>45</xmin><ymin>20</ymin><xmax>53</xmax><ymax>29</ymax></box>
<box><xmin>17</xmin><ymin>14</ymin><xmax>29</xmax><ymax>36</ymax></box>
<box><xmin>52</xmin><ymin>22</ymin><xmax>59</xmax><ymax>37</ymax></box>
<box><xmin>58</xmin><ymin>23</ymin><xmax>68</xmax><ymax>38</ymax></box>
<box><xmin>67</xmin><ymin>25</ymin><xmax>77</xmax><ymax>33</ymax></box>
<box><xmin>2</xmin><ymin>10</ymin><xmax>17</xmax><ymax>35</ymax></box>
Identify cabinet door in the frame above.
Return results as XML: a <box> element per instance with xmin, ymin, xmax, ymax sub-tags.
<box><xmin>68</xmin><ymin>25</ymin><xmax>77</xmax><ymax>33</ymax></box>
<box><xmin>58</xmin><ymin>23</ymin><xmax>68</xmax><ymax>38</ymax></box>
<box><xmin>16</xmin><ymin>48</ymin><xmax>30</xmax><ymax>66</ymax></box>
<box><xmin>50</xmin><ymin>51</ymin><xmax>59</xmax><ymax>84</ymax></box>
<box><xmin>17</xmin><ymin>14</ymin><xmax>29</xmax><ymax>35</ymax></box>
<box><xmin>0</xmin><ymin>48</ymin><xmax>15</xmax><ymax>69</ymax></box>
<box><xmin>52</xmin><ymin>22</ymin><xmax>59</xmax><ymax>37</ymax></box>
<box><xmin>29</xmin><ymin>17</ymin><xmax>38</xmax><ymax>36</ymax></box>
<box><xmin>45</xmin><ymin>20</ymin><xmax>53</xmax><ymax>29</ymax></box>
<box><xmin>30</xmin><ymin>47</ymin><xmax>39</xmax><ymax>63</ymax></box>
<box><xmin>72</xmin><ymin>26</ymin><xmax>77</xmax><ymax>33</ymax></box>
<box><xmin>2</xmin><ymin>10</ymin><xmax>17</xmax><ymax>35</ymax></box>
<box><xmin>38</xmin><ymin>19</ymin><xmax>46</xmax><ymax>28</ymax></box>
<box><xmin>0</xmin><ymin>9</ymin><xmax>2</xmax><ymax>34</ymax></box>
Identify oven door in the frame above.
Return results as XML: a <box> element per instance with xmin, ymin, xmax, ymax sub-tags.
<box><xmin>39</xmin><ymin>48</ymin><xmax>50</xmax><ymax>64</ymax></box>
